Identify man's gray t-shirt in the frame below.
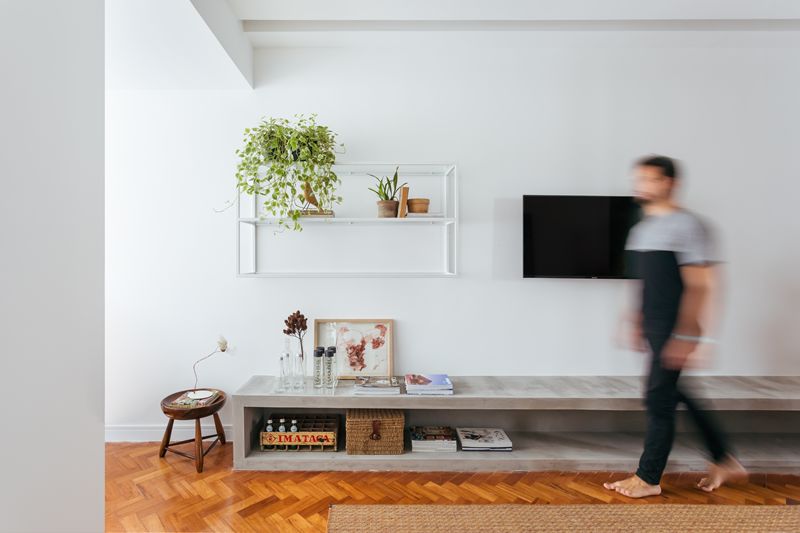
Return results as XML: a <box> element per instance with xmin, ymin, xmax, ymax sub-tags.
<box><xmin>625</xmin><ymin>209</ymin><xmax>717</xmax><ymax>333</ymax></box>
<box><xmin>625</xmin><ymin>209</ymin><xmax>717</xmax><ymax>266</ymax></box>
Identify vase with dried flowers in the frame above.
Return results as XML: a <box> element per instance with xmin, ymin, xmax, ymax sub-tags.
<box><xmin>283</xmin><ymin>310</ymin><xmax>308</xmax><ymax>390</ymax></box>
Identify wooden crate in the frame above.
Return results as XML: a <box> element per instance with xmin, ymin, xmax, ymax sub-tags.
<box><xmin>260</xmin><ymin>413</ymin><xmax>339</xmax><ymax>452</ymax></box>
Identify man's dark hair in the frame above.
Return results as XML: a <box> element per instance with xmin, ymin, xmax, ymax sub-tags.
<box><xmin>636</xmin><ymin>155</ymin><xmax>680</xmax><ymax>179</ymax></box>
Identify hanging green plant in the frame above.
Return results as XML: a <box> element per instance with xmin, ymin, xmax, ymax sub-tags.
<box><xmin>235</xmin><ymin>114</ymin><xmax>344</xmax><ymax>231</ymax></box>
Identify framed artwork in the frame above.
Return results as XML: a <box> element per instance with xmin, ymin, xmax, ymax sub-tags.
<box><xmin>313</xmin><ymin>319</ymin><xmax>394</xmax><ymax>379</ymax></box>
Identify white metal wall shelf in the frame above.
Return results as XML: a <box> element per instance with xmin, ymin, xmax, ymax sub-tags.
<box><xmin>236</xmin><ymin>162</ymin><xmax>458</xmax><ymax>278</ymax></box>
<box><xmin>238</xmin><ymin>217</ymin><xmax>456</xmax><ymax>226</ymax></box>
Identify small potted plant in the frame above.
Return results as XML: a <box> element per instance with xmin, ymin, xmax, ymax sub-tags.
<box><xmin>368</xmin><ymin>166</ymin><xmax>407</xmax><ymax>218</ymax></box>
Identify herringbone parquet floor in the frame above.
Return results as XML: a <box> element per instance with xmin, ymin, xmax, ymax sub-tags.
<box><xmin>106</xmin><ymin>442</ymin><xmax>800</xmax><ymax>532</ymax></box>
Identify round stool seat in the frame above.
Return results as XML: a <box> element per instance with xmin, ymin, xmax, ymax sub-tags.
<box><xmin>160</xmin><ymin>389</ymin><xmax>226</xmax><ymax>420</ymax></box>
<box><xmin>158</xmin><ymin>389</ymin><xmax>227</xmax><ymax>472</ymax></box>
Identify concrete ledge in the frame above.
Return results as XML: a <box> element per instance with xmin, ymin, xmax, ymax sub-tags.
<box><xmin>237</xmin><ymin>431</ymin><xmax>800</xmax><ymax>473</ymax></box>
<box><xmin>234</xmin><ymin>376</ymin><xmax>800</xmax><ymax>411</ymax></box>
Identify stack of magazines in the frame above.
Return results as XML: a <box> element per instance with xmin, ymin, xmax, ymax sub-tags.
<box><xmin>166</xmin><ymin>390</ymin><xmax>220</xmax><ymax>409</ymax></box>
<box><xmin>456</xmin><ymin>427</ymin><xmax>513</xmax><ymax>451</ymax></box>
<box><xmin>353</xmin><ymin>376</ymin><xmax>401</xmax><ymax>395</ymax></box>
<box><xmin>409</xmin><ymin>426</ymin><xmax>458</xmax><ymax>452</ymax></box>
<box><xmin>404</xmin><ymin>373</ymin><xmax>453</xmax><ymax>395</ymax></box>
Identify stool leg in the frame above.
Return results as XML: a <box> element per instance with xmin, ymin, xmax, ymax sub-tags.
<box><xmin>213</xmin><ymin>412</ymin><xmax>226</xmax><ymax>445</ymax></box>
<box><xmin>195</xmin><ymin>418</ymin><xmax>204</xmax><ymax>473</ymax></box>
<box><xmin>159</xmin><ymin>418</ymin><xmax>174</xmax><ymax>458</ymax></box>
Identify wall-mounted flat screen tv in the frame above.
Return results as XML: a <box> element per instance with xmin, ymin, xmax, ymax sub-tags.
<box><xmin>523</xmin><ymin>195</ymin><xmax>641</xmax><ymax>278</ymax></box>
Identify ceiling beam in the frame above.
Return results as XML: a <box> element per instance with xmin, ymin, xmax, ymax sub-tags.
<box><xmin>242</xmin><ymin>19</ymin><xmax>800</xmax><ymax>33</ymax></box>
<box><xmin>190</xmin><ymin>0</ymin><xmax>253</xmax><ymax>88</ymax></box>
<box><xmin>228</xmin><ymin>0</ymin><xmax>800</xmax><ymax>22</ymax></box>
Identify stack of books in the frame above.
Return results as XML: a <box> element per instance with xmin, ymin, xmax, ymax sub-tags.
<box><xmin>404</xmin><ymin>373</ymin><xmax>453</xmax><ymax>395</ymax></box>
<box><xmin>353</xmin><ymin>376</ymin><xmax>401</xmax><ymax>395</ymax></box>
<box><xmin>409</xmin><ymin>426</ymin><xmax>458</xmax><ymax>452</ymax></box>
<box><xmin>456</xmin><ymin>427</ymin><xmax>513</xmax><ymax>451</ymax></box>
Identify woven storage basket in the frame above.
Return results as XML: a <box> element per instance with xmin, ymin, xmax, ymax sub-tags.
<box><xmin>345</xmin><ymin>409</ymin><xmax>405</xmax><ymax>455</ymax></box>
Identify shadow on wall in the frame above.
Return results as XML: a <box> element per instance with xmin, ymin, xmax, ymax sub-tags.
<box><xmin>758</xmin><ymin>280</ymin><xmax>800</xmax><ymax>375</ymax></box>
<box><xmin>492</xmin><ymin>197</ymin><xmax>523</xmax><ymax>280</ymax></box>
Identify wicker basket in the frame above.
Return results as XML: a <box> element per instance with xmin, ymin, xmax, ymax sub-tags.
<box><xmin>346</xmin><ymin>409</ymin><xmax>405</xmax><ymax>455</ymax></box>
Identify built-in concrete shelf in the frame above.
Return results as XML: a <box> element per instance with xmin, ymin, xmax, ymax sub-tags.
<box><xmin>238</xmin><ymin>431</ymin><xmax>800</xmax><ymax>473</ymax></box>
<box><xmin>232</xmin><ymin>375</ymin><xmax>800</xmax><ymax>472</ymax></box>
<box><xmin>234</xmin><ymin>375</ymin><xmax>800</xmax><ymax>411</ymax></box>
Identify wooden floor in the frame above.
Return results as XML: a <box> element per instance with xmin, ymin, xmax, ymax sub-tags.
<box><xmin>107</xmin><ymin>442</ymin><xmax>800</xmax><ymax>533</ymax></box>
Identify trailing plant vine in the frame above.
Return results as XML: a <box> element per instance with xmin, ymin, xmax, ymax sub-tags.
<box><xmin>235</xmin><ymin>114</ymin><xmax>343</xmax><ymax>231</ymax></box>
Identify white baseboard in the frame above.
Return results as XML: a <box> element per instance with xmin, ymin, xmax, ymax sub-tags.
<box><xmin>105</xmin><ymin>423</ymin><xmax>234</xmax><ymax>442</ymax></box>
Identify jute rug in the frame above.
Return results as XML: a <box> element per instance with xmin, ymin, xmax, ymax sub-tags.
<box><xmin>327</xmin><ymin>504</ymin><xmax>800</xmax><ymax>533</ymax></box>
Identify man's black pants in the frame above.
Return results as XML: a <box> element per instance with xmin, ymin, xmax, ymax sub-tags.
<box><xmin>635</xmin><ymin>331</ymin><xmax>731</xmax><ymax>485</ymax></box>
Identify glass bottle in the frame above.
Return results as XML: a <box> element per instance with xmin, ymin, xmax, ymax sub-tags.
<box><xmin>313</xmin><ymin>346</ymin><xmax>324</xmax><ymax>389</ymax></box>
<box><xmin>324</xmin><ymin>346</ymin><xmax>337</xmax><ymax>389</ymax></box>
<box><xmin>264</xmin><ymin>418</ymin><xmax>274</xmax><ymax>450</ymax></box>
<box><xmin>290</xmin><ymin>419</ymin><xmax>299</xmax><ymax>450</ymax></box>
<box><xmin>278</xmin><ymin>417</ymin><xmax>287</xmax><ymax>450</ymax></box>
<box><xmin>276</xmin><ymin>356</ymin><xmax>287</xmax><ymax>393</ymax></box>
<box><xmin>281</xmin><ymin>338</ymin><xmax>292</xmax><ymax>391</ymax></box>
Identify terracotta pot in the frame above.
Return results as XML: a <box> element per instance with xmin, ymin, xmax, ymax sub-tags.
<box><xmin>407</xmin><ymin>198</ymin><xmax>430</xmax><ymax>213</ymax></box>
<box><xmin>377</xmin><ymin>200</ymin><xmax>399</xmax><ymax>218</ymax></box>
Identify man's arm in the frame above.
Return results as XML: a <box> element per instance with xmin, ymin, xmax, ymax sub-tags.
<box><xmin>617</xmin><ymin>280</ymin><xmax>646</xmax><ymax>352</ymax></box>
<box><xmin>663</xmin><ymin>263</ymin><xmax>723</xmax><ymax>368</ymax></box>
<box><xmin>675</xmin><ymin>264</ymin><xmax>722</xmax><ymax>337</ymax></box>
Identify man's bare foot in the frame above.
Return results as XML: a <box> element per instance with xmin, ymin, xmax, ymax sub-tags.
<box><xmin>697</xmin><ymin>455</ymin><xmax>748</xmax><ymax>492</ymax></box>
<box><xmin>603</xmin><ymin>475</ymin><xmax>662</xmax><ymax>498</ymax></box>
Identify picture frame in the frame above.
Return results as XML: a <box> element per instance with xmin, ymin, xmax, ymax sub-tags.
<box><xmin>313</xmin><ymin>319</ymin><xmax>394</xmax><ymax>380</ymax></box>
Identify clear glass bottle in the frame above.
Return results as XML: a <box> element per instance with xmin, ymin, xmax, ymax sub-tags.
<box><xmin>313</xmin><ymin>346</ymin><xmax>324</xmax><ymax>389</ymax></box>
<box><xmin>281</xmin><ymin>338</ymin><xmax>292</xmax><ymax>391</ymax></box>
<box><xmin>324</xmin><ymin>346</ymin><xmax>337</xmax><ymax>389</ymax></box>
<box><xmin>276</xmin><ymin>356</ymin><xmax>287</xmax><ymax>393</ymax></box>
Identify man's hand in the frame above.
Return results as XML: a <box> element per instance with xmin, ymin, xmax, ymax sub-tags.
<box><xmin>661</xmin><ymin>337</ymin><xmax>697</xmax><ymax>369</ymax></box>
<box><xmin>616</xmin><ymin>313</ymin><xmax>647</xmax><ymax>352</ymax></box>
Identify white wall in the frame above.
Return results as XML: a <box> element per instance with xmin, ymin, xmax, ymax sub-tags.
<box><xmin>106</xmin><ymin>30</ymin><xmax>800</xmax><ymax>439</ymax></box>
<box><xmin>0</xmin><ymin>0</ymin><xmax>105</xmax><ymax>530</ymax></box>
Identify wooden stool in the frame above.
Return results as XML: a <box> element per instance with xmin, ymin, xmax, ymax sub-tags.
<box><xmin>159</xmin><ymin>389</ymin><xmax>227</xmax><ymax>473</ymax></box>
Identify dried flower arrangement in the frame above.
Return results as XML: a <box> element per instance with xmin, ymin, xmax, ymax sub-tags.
<box><xmin>283</xmin><ymin>310</ymin><xmax>308</xmax><ymax>359</ymax></box>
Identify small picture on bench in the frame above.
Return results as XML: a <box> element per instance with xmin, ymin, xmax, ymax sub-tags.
<box><xmin>314</xmin><ymin>318</ymin><xmax>394</xmax><ymax>380</ymax></box>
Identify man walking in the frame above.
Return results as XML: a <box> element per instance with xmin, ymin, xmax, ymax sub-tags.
<box><xmin>604</xmin><ymin>155</ymin><xmax>746</xmax><ymax>498</ymax></box>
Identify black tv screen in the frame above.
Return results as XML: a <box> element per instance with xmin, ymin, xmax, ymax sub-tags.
<box><xmin>523</xmin><ymin>195</ymin><xmax>641</xmax><ymax>278</ymax></box>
